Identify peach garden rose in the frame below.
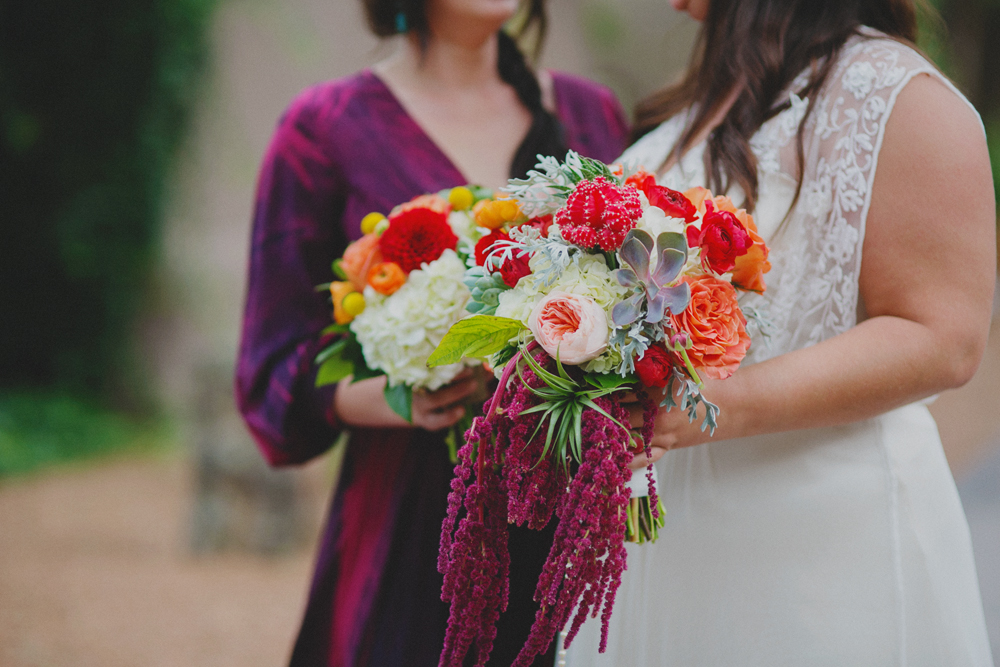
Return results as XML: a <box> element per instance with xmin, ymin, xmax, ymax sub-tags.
<box><xmin>671</xmin><ymin>275</ymin><xmax>751</xmax><ymax>380</ymax></box>
<box><xmin>528</xmin><ymin>291</ymin><xmax>609</xmax><ymax>365</ymax></box>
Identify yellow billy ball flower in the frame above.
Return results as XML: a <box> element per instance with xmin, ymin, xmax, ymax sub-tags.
<box><xmin>448</xmin><ymin>186</ymin><xmax>474</xmax><ymax>211</ymax></box>
<box><xmin>360</xmin><ymin>212</ymin><xmax>386</xmax><ymax>235</ymax></box>
<box><xmin>341</xmin><ymin>291</ymin><xmax>366</xmax><ymax>317</ymax></box>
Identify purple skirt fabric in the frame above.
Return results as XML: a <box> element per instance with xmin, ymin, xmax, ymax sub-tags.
<box><xmin>236</xmin><ymin>69</ymin><xmax>629</xmax><ymax>667</ymax></box>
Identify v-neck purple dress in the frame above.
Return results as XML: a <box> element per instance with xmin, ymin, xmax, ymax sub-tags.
<box><xmin>236</xmin><ymin>69</ymin><xmax>628</xmax><ymax>667</ymax></box>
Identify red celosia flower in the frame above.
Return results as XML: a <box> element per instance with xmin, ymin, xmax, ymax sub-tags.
<box><xmin>634</xmin><ymin>344</ymin><xmax>673</xmax><ymax>388</ymax></box>
<box><xmin>555</xmin><ymin>177</ymin><xmax>642</xmax><ymax>251</ymax></box>
<box><xmin>474</xmin><ymin>229</ymin><xmax>509</xmax><ymax>267</ymax></box>
<box><xmin>379</xmin><ymin>207</ymin><xmax>458</xmax><ymax>273</ymax></box>
<box><xmin>687</xmin><ymin>202</ymin><xmax>753</xmax><ymax>275</ymax></box>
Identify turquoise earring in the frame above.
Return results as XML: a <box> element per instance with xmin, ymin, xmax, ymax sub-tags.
<box><xmin>395</xmin><ymin>11</ymin><xmax>407</xmax><ymax>33</ymax></box>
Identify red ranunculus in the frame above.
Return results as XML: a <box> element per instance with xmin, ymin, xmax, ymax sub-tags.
<box><xmin>639</xmin><ymin>176</ymin><xmax>699</xmax><ymax>222</ymax></box>
<box><xmin>634</xmin><ymin>344</ymin><xmax>673</xmax><ymax>388</ymax></box>
<box><xmin>555</xmin><ymin>177</ymin><xmax>642</xmax><ymax>251</ymax></box>
<box><xmin>474</xmin><ymin>229</ymin><xmax>510</xmax><ymax>267</ymax></box>
<box><xmin>687</xmin><ymin>203</ymin><xmax>753</xmax><ymax>275</ymax></box>
<box><xmin>524</xmin><ymin>214</ymin><xmax>554</xmax><ymax>237</ymax></box>
<box><xmin>379</xmin><ymin>207</ymin><xmax>458</xmax><ymax>273</ymax></box>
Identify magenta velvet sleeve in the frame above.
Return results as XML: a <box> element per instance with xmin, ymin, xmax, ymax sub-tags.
<box><xmin>235</xmin><ymin>88</ymin><xmax>347</xmax><ymax>466</ymax></box>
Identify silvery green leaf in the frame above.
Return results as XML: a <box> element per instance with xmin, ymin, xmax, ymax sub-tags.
<box><xmin>476</xmin><ymin>276</ymin><xmax>495</xmax><ymax>290</ymax></box>
<box><xmin>466</xmin><ymin>301</ymin><xmax>486</xmax><ymax>314</ymax></box>
<box><xmin>482</xmin><ymin>289</ymin><xmax>500</xmax><ymax>306</ymax></box>
<box><xmin>655</xmin><ymin>231</ymin><xmax>686</xmax><ymax>255</ymax></box>
<box><xmin>627</xmin><ymin>229</ymin><xmax>654</xmax><ymax>253</ymax></box>
<box><xmin>652</xmin><ymin>247</ymin><xmax>687</xmax><ymax>287</ymax></box>
<box><xmin>619</xmin><ymin>234</ymin><xmax>652</xmax><ymax>283</ymax></box>
<box><xmin>612</xmin><ymin>292</ymin><xmax>646</xmax><ymax>327</ymax></box>
<box><xmin>650</xmin><ymin>282</ymin><xmax>691</xmax><ymax>321</ymax></box>
<box><xmin>613</xmin><ymin>267</ymin><xmax>640</xmax><ymax>288</ymax></box>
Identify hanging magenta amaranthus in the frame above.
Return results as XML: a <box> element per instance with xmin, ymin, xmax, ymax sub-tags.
<box><xmin>437</xmin><ymin>345</ymin><xmax>659</xmax><ymax>667</ymax></box>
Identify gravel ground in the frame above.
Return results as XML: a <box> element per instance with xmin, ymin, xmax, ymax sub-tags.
<box><xmin>0</xmin><ymin>453</ymin><xmax>329</xmax><ymax>667</ymax></box>
<box><xmin>0</xmin><ymin>437</ymin><xmax>995</xmax><ymax>667</ymax></box>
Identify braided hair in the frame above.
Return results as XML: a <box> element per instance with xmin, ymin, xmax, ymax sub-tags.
<box><xmin>361</xmin><ymin>0</ymin><xmax>568</xmax><ymax>179</ymax></box>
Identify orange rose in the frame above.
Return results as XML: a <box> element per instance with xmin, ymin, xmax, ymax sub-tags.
<box><xmin>671</xmin><ymin>275</ymin><xmax>750</xmax><ymax>381</ymax></box>
<box><xmin>330</xmin><ymin>281</ymin><xmax>356</xmax><ymax>324</ymax></box>
<box><xmin>683</xmin><ymin>189</ymin><xmax>770</xmax><ymax>293</ymax></box>
<box><xmin>390</xmin><ymin>193</ymin><xmax>452</xmax><ymax>217</ymax></box>
<box><xmin>340</xmin><ymin>233</ymin><xmax>383</xmax><ymax>292</ymax></box>
<box><xmin>367</xmin><ymin>261</ymin><xmax>407</xmax><ymax>296</ymax></box>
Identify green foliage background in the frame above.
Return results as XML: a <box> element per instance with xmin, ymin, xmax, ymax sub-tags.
<box><xmin>0</xmin><ymin>0</ymin><xmax>216</xmax><ymax>474</ymax></box>
<box><xmin>0</xmin><ymin>0</ymin><xmax>216</xmax><ymax>396</ymax></box>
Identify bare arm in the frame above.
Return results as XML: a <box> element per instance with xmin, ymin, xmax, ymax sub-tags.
<box><xmin>636</xmin><ymin>74</ymin><xmax>996</xmax><ymax>458</ymax></box>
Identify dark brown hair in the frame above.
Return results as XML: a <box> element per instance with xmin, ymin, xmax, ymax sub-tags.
<box><xmin>634</xmin><ymin>0</ymin><xmax>930</xmax><ymax>211</ymax></box>
<box><xmin>361</xmin><ymin>0</ymin><xmax>567</xmax><ymax>179</ymax></box>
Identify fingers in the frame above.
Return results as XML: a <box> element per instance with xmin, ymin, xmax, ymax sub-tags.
<box><xmin>619</xmin><ymin>391</ymin><xmax>638</xmax><ymax>404</ymax></box>
<box><xmin>627</xmin><ymin>402</ymin><xmax>645</xmax><ymax>429</ymax></box>
<box><xmin>416</xmin><ymin>377</ymin><xmax>480</xmax><ymax>412</ymax></box>
<box><xmin>627</xmin><ymin>445</ymin><xmax>668</xmax><ymax>470</ymax></box>
<box><xmin>412</xmin><ymin>404</ymin><xmax>466</xmax><ymax>432</ymax></box>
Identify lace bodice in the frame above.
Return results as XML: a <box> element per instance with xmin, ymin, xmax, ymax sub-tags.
<box><xmin>621</xmin><ymin>28</ymin><xmax>981</xmax><ymax>365</ymax></box>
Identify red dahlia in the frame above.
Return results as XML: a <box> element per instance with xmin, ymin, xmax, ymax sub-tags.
<box><xmin>555</xmin><ymin>177</ymin><xmax>642</xmax><ymax>251</ymax></box>
<box><xmin>379</xmin><ymin>207</ymin><xmax>458</xmax><ymax>274</ymax></box>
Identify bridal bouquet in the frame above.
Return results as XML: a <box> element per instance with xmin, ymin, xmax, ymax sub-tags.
<box><xmin>314</xmin><ymin>186</ymin><xmax>514</xmax><ymax>428</ymax></box>
<box><xmin>429</xmin><ymin>153</ymin><xmax>770</xmax><ymax>666</ymax></box>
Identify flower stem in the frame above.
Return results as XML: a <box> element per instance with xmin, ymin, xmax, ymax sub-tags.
<box><xmin>677</xmin><ymin>347</ymin><xmax>703</xmax><ymax>388</ymax></box>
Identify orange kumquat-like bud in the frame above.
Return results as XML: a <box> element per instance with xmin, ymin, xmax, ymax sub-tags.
<box><xmin>367</xmin><ymin>261</ymin><xmax>407</xmax><ymax>296</ymax></box>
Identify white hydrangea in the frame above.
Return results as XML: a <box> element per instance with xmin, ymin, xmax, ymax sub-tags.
<box><xmin>350</xmin><ymin>249</ymin><xmax>478</xmax><ymax>390</ymax></box>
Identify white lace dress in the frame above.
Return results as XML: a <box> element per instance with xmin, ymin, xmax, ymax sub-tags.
<box><xmin>564</xmin><ymin>30</ymin><xmax>994</xmax><ymax>667</ymax></box>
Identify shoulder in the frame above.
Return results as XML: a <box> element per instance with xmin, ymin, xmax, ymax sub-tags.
<box><xmin>265</xmin><ymin>71</ymin><xmax>391</xmax><ymax>172</ymax></box>
<box><xmin>277</xmin><ymin>71</ymin><xmax>385</xmax><ymax>135</ymax></box>
<box><xmin>877</xmin><ymin>73</ymin><xmax>990</xmax><ymax>201</ymax></box>
<box><xmin>827</xmin><ymin>29</ymin><xmax>958</xmax><ymax>105</ymax></box>
<box><xmin>547</xmin><ymin>70</ymin><xmax>630</xmax><ymax>162</ymax></box>
<box><xmin>831</xmin><ymin>29</ymin><xmax>986</xmax><ymax>168</ymax></box>
<box><xmin>549</xmin><ymin>71</ymin><xmax>617</xmax><ymax>104</ymax></box>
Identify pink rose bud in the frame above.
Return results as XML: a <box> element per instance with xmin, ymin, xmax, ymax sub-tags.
<box><xmin>528</xmin><ymin>292</ymin><xmax>609</xmax><ymax>365</ymax></box>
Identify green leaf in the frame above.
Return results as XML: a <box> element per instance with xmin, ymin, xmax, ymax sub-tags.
<box><xmin>331</xmin><ymin>259</ymin><xmax>348</xmax><ymax>280</ymax></box>
<box><xmin>321</xmin><ymin>323</ymin><xmax>351</xmax><ymax>336</ymax></box>
<box><xmin>585</xmin><ymin>373</ymin><xmax>636</xmax><ymax>390</ymax></box>
<box><xmin>316</xmin><ymin>355</ymin><xmax>354</xmax><ymax>387</ymax></box>
<box><xmin>384</xmin><ymin>383</ymin><xmax>413</xmax><ymax>423</ymax></box>
<box><xmin>427</xmin><ymin>316</ymin><xmax>526</xmax><ymax>367</ymax></box>
<box><xmin>315</xmin><ymin>338</ymin><xmax>348</xmax><ymax>364</ymax></box>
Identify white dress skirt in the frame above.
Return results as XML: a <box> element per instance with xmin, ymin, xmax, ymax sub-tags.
<box><xmin>564</xmin><ymin>29</ymin><xmax>994</xmax><ymax>667</ymax></box>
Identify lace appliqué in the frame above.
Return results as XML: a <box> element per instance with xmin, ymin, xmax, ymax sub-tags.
<box><xmin>740</xmin><ymin>36</ymin><xmax>927</xmax><ymax>364</ymax></box>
